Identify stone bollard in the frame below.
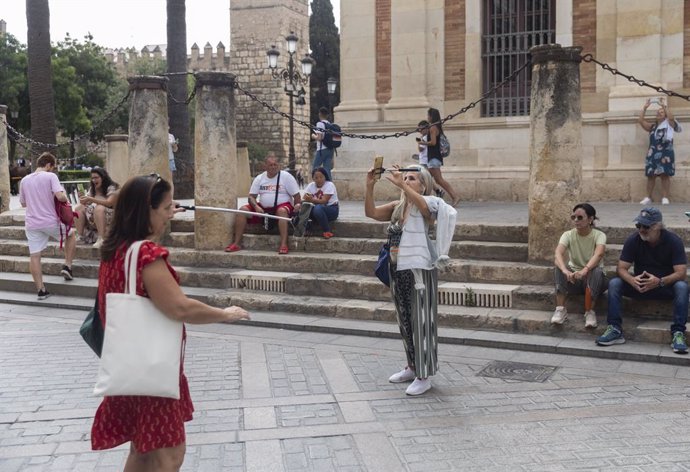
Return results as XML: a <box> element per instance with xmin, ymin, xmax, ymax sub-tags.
<box><xmin>193</xmin><ymin>72</ymin><xmax>237</xmax><ymax>250</ymax></box>
<box><xmin>126</xmin><ymin>76</ymin><xmax>171</xmax><ymax>184</ymax></box>
<box><xmin>105</xmin><ymin>134</ymin><xmax>129</xmax><ymax>186</ymax></box>
<box><xmin>527</xmin><ymin>44</ymin><xmax>583</xmax><ymax>263</ymax></box>
<box><xmin>236</xmin><ymin>141</ymin><xmax>250</xmax><ymax>196</ymax></box>
<box><xmin>0</xmin><ymin>106</ymin><xmax>9</xmax><ymax>213</ymax></box>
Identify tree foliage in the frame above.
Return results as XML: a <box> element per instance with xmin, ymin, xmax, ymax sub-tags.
<box><xmin>0</xmin><ymin>33</ymin><xmax>29</xmax><ymax>130</ymax></box>
<box><xmin>309</xmin><ymin>0</ymin><xmax>340</xmax><ymax>125</ymax></box>
<box><xmin>54</xmin><ymin>34</ymin><xmax>123</xmax><ymax>141</ymax></box>
<box><xmin>2</xmin><ymin>29</ymin><xmax>130</xmax><ymax>159</ymax></box>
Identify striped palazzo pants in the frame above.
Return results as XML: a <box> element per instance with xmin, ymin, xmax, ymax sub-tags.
<box><xmin>389</xmin><ymin>267</ymin><xmax>439</xmax><ymax>378</ymax></box>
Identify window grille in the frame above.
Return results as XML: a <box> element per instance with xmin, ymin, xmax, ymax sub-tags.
<box><xmin>481</xmin><ymin>0</ymin><xmax>556</xmax><ymax>117</ymax></box>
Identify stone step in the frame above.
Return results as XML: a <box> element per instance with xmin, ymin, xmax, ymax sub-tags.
<box><xmin>0</xmin><ymin>253</ymin><xmax>679</xmax><ymax>322</ymax></box>
<box><xmin>0</xmin><ymin>212</ymin><xmax>530</xmax><ymax>242</ymax></box>
<box><xmin>0</xmin><ymin>240</ymin><xmax>552</xmax><ymax>284</ymax></box>
<box><xmin>4</xmin><ymin>228</ymin><xmax>686</xmax><ymax>276</ymax></box>
<box><xmin>512</xmin><ymin>284</ymin><xmax>676</xmax><ymax>319</ymax></box>
<box><xmin>4</xmin><ymin>226</ymin><xmax>682</xmax><ymax>269</ymax></box>
<box><xmin>0</xmin><ymin>213</ymin><xmax>197</xmax><ymax>232</ymax></box>
<box><xmin>0</xmin><ymin>261</ymin><xmax>679</xmax><ymax>329</ymax></box>
<box><xmin>0</xmin><ymin>287</ymin><xmax>681</xmax><ymax>357</ymax></box>
<box><xmin>165</xmin><ymin>232</ymin><xmax>530</xmax><ymax>261</ymax></box>
<box><xmin>0</xmin><ymin>270</ymin><xmax>519</xmax><ymax>308</ymax></box>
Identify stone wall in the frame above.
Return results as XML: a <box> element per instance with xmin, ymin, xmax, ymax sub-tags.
<box><xmin>105</xmin><ymin>43</ymin><xmax>231</xmax><ymax>77</ymax></box>
<box><xmin>230</xmin><ymin>0</ymin><xmax>311</xmax><ymax>176</ymax></box>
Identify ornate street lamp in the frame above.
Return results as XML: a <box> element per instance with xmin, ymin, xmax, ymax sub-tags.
<box><xmin>326</xmin><ymin>77</ymin><xmax>338</xmax><ymax>121</ymax></box>
<box><xmin>266</xmin><ymin>32</ymin><xmax>315</xmax><ymax>175</ymax></box>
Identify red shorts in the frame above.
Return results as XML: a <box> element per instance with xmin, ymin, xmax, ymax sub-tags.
<box><xmin>244</xmin><ymin>202</ymin><xmax>294</xmax><ymax>224</ymax></box>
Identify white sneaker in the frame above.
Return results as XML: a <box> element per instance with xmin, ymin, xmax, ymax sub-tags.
<box><xmin>92</xmin><ymin>237</ymin><xmax>104</xmax><ymax>249</ymax></box>
<box><xmin>551</xmin><ymin>306</ymin><xmax>567</xmax><ymax>324</ymax></box>
<box><xmin>405</xmin><ymin>378</ymin><xmax>431</xmax><ymax>396</ymax></box>
<box><xmin>639</xmin><ymin>197</ymin><xmax>652</xmax><ymax>205</ymax></box>
<box><xmin>584</xmin><ymin>310</ymin><xmax>597</xmax><ymax>328</ymax></box>
<box><xmin>662</xmin><ymin>197</ymin><xmax>670</xmax><ymax>205</ymax></box>
<box><xmin>388</xmin><ymin>367</ymin><xmax>416</xmax><ymax>383</ymax></box>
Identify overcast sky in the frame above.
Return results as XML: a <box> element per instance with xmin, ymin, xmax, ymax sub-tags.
<box><xmin>1</xmin><ymin>0</ymin><xmax>340</xmax><ymax>50</ymax></box>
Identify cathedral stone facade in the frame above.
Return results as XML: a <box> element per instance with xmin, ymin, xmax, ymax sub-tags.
<box><xmin>335</xmin><ymin>1</ymin><xmax>690</xmax><ymax>202</ymax></box>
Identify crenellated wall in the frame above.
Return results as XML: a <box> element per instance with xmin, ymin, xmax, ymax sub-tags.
<box><xmin>105</xmin><ymin>43</ymin><xmax>231</xmax><ymax>77</ymax></box>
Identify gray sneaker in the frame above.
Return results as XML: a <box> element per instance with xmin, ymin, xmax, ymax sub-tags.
<box><xmin>596</xmin><ymin>325</ymin><xmax>625</xmax><ymax>346</ymax></box>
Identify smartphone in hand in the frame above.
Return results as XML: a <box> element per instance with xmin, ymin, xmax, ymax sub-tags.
<box><xmin>373</xmin><ymin>155</ymin><xmax>384</xmax><ymax>181</ymax></box>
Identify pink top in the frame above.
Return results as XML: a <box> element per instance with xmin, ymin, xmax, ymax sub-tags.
<box><xmin>19</xmin><ymin>171</ymin><xmax>64</xmax><ymax>230</ymax></box>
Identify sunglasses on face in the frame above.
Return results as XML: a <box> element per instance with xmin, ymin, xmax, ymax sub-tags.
<box><xmin>570</xmin><ymin>215</ymin><xmax>586</xmax><ymax>221</ymax></box>
<box><xmin>148</xmin><ymin>172</ymin><xmax>162</xmax><ymax>183</ymax></box>
<box><xmin>635</xmin><ymin>223</ymin><xmax>651</xmax><ymax>230</ymax></box>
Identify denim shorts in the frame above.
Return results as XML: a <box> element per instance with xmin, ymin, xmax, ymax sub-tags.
<box><xmin>427</xmin><ymin>158</ymin><xmax>443</xmax><ymax>169</ymax></box>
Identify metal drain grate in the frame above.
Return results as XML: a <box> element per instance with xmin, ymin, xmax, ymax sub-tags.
<box><xmin>228</xmin><ymin>274</ymin><xmax>286</xmax><ymax>293</ymax></box>
<box><xmin>437</xmin><ymin>283</ymin><xmax>517</xmax><ymax>308</ymax></box>
<box><xmin>477</xmin><ymin>360</ymin><xmax>556</xmax><ymax>383</ymax></box>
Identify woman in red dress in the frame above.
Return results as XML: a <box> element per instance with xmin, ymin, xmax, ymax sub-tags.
<box><xmin>91</xmin><ymin>174</ymin><xmax>250</xmax><ymax>471</ymax></box>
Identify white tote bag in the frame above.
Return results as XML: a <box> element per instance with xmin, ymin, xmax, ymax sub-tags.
<box><xmin>94</xmin><ymin>240</ymin><xmax>183</xmax><ymax>399</ymax></box>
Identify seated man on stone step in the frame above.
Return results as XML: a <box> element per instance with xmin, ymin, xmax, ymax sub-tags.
<box><xmin>552</xmin><ymin>203</ymin><xmax>607</xmax><ymax>329</ymax></box>
<box><xmin>224</xmin><ymin>154</ymin><xmax>301</xmax><ymax>255</ymax></box>
<box><xmin>596</xmin><ymin>207</ymin><xmax>688</xmax><ymax>353</ymax></box>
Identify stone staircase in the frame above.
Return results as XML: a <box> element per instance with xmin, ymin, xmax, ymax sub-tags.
<box><xmin>0</xmin><ymin>210</ymin><xmax>685</xmax><ymax>354</ymax></box>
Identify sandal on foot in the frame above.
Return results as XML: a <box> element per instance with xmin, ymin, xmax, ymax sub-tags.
<box><xmin>224</xmin><ymin>243</ymin><xmax>241</xmax><ymax>252</ymax></box>
<box><xmin>278</xmin><ymin>245</ymin><xmax>289</xmax><ymax>255</ymax></box>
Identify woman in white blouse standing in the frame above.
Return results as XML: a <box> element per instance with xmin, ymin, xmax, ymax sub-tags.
<box><xmin>364</xmin><ymin>164</ymin><xmax>456</xmax><ymax>396</ymax></box>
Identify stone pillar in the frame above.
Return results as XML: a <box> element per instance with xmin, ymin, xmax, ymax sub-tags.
<box><xmin>527</xmin><ymin>45</ymin><xmax>583</xmax><ymax>263</ymax></box>
<box><xmin>105</xmin><ymin>134</ymin><xmax>129</xmax><ymax>187</ymax></box>
<box><xmin>0</xmin><ymin>106</ymin><xmax>9</xmax><ymax>213</ymax></box>
<box><xmin>383</xmin><ymin>0</ymin><xmax>444</xmax><ymax>121</ymax></box>
<box><xmin>336</xmin><ymin>0</ymin><xmax>381</xmax><ymax>124</ymax></box>
<box><xmin>126</xmin><ymin>76</ymin><xmax>171</xmax><ymax>182</ymax></box>
<box><xmin>193</xmin><ymin>72</ymin><xmax>237</xmax><ymax>250</ymax></box>
<box><xmin>236</xmin><ymin>141</ymin><xmax>251</xmax><ymax>196</ymax></box>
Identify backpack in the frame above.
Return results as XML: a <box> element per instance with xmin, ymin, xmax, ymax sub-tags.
<box><xmin>439</xmin><ymin>133</ymin><xmax>450</xmax><ymax>158</ymax></box>
<box><xmin>319</xmin><ymin>121</ymin><xmax>342</xmax><ymax>150</ymax></box>
<box><xmin>55</xmin><ymin>197</ymin><xmax>77</xmax><ymax>249</ymax></box>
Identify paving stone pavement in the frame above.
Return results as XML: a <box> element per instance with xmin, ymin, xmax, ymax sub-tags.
<box><xmin>3</xmin><ymin>302</ymin><xmax>690</xmax><ymax>471</ymax></box>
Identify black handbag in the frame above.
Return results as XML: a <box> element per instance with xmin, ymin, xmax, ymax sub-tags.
<box><xmin>375</xmin><ymin>243</ymin><xmax>391</xmax><ymax>287</ymax></box>
<box><xmin>79</xmin><ymin>298</ymin><xmax>104</xmax><ymax>357</ymax></box>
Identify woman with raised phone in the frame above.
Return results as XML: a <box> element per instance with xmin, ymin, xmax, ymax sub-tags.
<box><xmin>90</xmin><ymin>174</ymin><xmax>250</xmax><ymax>472</ymax></box>
<box><xmin>365</xmin><ymin>161</ymin><xmax>456</xmax><ymax>396</ymax></box>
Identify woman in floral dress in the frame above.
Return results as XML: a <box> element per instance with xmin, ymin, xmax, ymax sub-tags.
<box><xmin>91</xmin><ymin>174</ymin><xmax>250</xmax><ymax>471</ymax></box>
<box><xmin>638</xmin><ymin>97</ymin><xmax>681</xmax><ymax>205</ymax></box>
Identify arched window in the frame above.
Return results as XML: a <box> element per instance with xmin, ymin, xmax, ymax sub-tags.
<box><xmin>481</xmin><ymin>0</ymin><xmax>555</xmax><ymax>117</ymax></box>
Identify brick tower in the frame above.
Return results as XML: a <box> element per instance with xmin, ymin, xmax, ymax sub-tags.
<box><xmin>230</xmin><ymin>0</ymin><xmax>311</xmax><ymax>178</ymax></box>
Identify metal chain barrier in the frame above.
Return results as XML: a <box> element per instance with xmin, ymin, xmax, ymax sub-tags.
<box><xmin>167</xmin><ymin>86</ymin><xmax>197</xmax><ymax>105</ymax></box>
<box><xmin>233</xmin><ymin>59</ymin><xmax>534</xmax><ymax>139</ymax></box>
<box><xmin>15</xmin><ymin>53</ymin><xmax>688</xmax><ymax>153</ymax></box>
<box><xmin>7</xmin><ymin>89</ymin><xmax>132</xmax><ymax>152</ymax></box>
<box><xmin>581</xmin><ymin>54</ymin><xmax>690</xmax><ymax>102</ymax></box>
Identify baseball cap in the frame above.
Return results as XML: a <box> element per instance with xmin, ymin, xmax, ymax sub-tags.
<box><xmin>633</xmin><ymin>207</ymin><xmax>662</xmax><ymax>226</ymax></box>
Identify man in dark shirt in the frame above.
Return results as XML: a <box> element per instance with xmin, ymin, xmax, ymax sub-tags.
<box><xmin>596</xmin><ymin>207</ymin><xmax>688</xmax><ymax>353</ymax></box>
